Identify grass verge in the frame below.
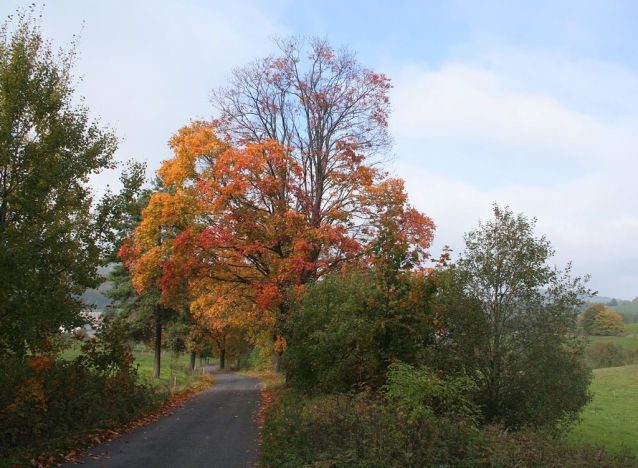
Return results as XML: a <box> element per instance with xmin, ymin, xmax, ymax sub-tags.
<box><xmin>257</xmin><ymin>374</ymin><xmax>637</xmax><ymax>467</ymax></box>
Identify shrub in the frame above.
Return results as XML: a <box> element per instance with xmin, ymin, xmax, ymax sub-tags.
<box><xmin>0</xmin><ymin>333</ymin><xmax>157</xmax><ymax>459</ymax></box>
<box><xmin>584</xmin><ymin>341</ymin><xmax>638</xmax><ymax>368</ymax></box>
<box><xmin>260</xmin><ymin>385</ymin><xmax>638</xmax><ymax>468</ymax></box>
<box><xmin>383</xmin><ymin>362</ymin><xmax>478</xmax><ymax>423</ymax></box>
<box><xmin>282</xmin><ymin>268</ymin><xmax>436</xmax><ymax>395</ymax></box>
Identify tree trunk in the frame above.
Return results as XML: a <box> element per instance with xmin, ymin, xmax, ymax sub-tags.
<box><xmin>189</xmin><ymin>350</ymin><xmax>196</xmax><ymax>372</ymax></box>
<box><xmin>153</xmin><ymin>312</ymin><xmax>162</xmax><ymax>379</ymax></box>
<box><xmin>219</xmin><ymin>349</ymin><xmax>226</xmax><ymax>370</ymax></box>
<box><xmin>273</xmin><ymin>350</ymin><xmax>282</xmax><ymax>372</ymax></box>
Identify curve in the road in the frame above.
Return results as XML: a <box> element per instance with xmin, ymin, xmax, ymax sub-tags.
<box><xmin>63</xmin><ymin>373</ymin><xmax>262</xmax><ymax>468</ymax></box>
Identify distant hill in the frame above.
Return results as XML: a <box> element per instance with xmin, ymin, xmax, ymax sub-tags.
<box><xmin>81</xmin><ymin>264</ymin><xmax>116</xmax><ymax>310</ymax></box>
<box><xmin>586</xmin><ymin>295</ymin><xmax>616</xmax><ymax>304</ymax></box>
<box><xmin>81</xmin><ymin>287</ymin><xmax>111</xmax><ymax>309</ymax></box>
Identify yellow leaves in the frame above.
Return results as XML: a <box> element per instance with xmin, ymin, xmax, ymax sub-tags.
<box><xmin>274</xmin><ymin>335</ymin><xmax>287</xmax><ymax>353</ymax></box>
<box><xmin>162</xmin><ymin>120</ymin><xmax>228</xmax><ymax>187</ymax></box>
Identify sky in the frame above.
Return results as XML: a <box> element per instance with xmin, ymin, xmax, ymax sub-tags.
<box><xmin>2</xmin><ymin>0</ymin><xmax>637</xmax><ymax>299</ymax></box>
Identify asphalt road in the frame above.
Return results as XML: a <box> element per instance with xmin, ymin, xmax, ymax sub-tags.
<box><xmin>62</xmin><ymin>372</ymin><xmax>262</xmax><ymax>468</ymax></box>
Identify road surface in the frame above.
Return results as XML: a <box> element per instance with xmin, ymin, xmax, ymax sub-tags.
<box><xmin>63</xmin><ymin>372</ymin><xmax>262</xmax><ymax>468</ymax></box>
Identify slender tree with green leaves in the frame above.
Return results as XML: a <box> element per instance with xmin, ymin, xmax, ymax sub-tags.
<box><xmin>433</xmin><ymin>204</ymin><xmax>592</xmax><ymax>429</ymax></box>
<box><xmin>0</xmin><ymin>9</ymin><xmax>141</xmax><ymax>357</ymax></box>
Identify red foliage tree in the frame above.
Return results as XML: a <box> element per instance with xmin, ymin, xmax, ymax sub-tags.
<box><xmin>124</xmin><ymin>38</ymin><xmax>435</xmax><ymax>370</ymax></box>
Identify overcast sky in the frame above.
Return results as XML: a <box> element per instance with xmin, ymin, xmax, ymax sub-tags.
<box><xmin>2</xmin><ymin>0</ymin><xmax>637</xmax><ymax>299</ymax></box>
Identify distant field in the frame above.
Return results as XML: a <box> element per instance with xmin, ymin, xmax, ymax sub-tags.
<box><xmin>570</xmin><ymin>364</ymin><xmax>638</xmax><ymax>453</ymax></box>
<box><xmin>609</xmin><ymin>303</ymin><xmax>638</xmax><ymax>315</ymax></box>
<box><xmin>62</xmin><ymin>343</ymin><xmax>217</xmax><ymax>392</ymax></box>
<box><xmin>586</xmin><ymin>323</ymin><xmax>638</xmax><ymax>350</ymax></box>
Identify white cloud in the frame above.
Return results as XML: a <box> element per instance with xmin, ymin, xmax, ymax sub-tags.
<box><xmin>390</xmin><ymin>64</ymin><xmax>638</xmax><ymax>168</ymax></box>
<box><xmin>1</xmin><ymin>0</ymin><xmax>289</xmax><ymax>192</ymax></box>
<box><xmin>388</xmin><ymin>54</ymin><xmax>638</xmax><ymax>298</ymax></box>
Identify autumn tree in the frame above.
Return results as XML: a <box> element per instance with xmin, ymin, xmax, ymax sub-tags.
<box><xmin>126</xmin><ymin>38</ymin><xmax>434</xmax><ymax>371</ymax></box>
<box><xmin>591</xmin><ymin>308</ymin><xmax>625</xmax><ymax>336</ymax></box>
<box><xmin>190</xmin><ymin>281</ymin><xmax>263</xmax><ymax>370</ymax></box>
<box><xmin>118</xmin><ymin>178</ymin><xmax>196</xmax><ymax>378</ymax></box>
<box><xmin>0</xmin><ymin>9</ymin><xmax>144</xmax><ymax>358</ymax></box>
<box><xmin>579</xmin><ymin>303</ymin><xmax>606</xmax><ymax>334</ymax></box>
<box><xmin>432</xmin><ymin>205</ymin><xmax>592</xmax><ymax>429</ymax></box>
<box><xmin>210</xmin><ymin>35</ymin><xmax>393</xmax><ymax>230</ymax></box>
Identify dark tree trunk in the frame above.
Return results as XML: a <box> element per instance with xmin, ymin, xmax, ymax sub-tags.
<box><xmin>273</xmin><ymin>350</ymin><xmax>282</xmax><ymax>373</ymax></box>
<box><xmin>153</xmin><ymin>311</ymin><xmax>162</xmax><ymax>379</ymax></box>
<box><xmin>189</xmin><ymin>350</ymin><xmax>196</xmax><ymax>372</ymax></box>
<box><xmin>219</xmin><ymin>349</ymin><xmax>226</xmax><ymax>370</ymax></box>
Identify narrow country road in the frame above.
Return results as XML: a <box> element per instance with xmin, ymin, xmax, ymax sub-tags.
<box><xmin>62</xmin><ymin>373</ymin><xmax>262</xmax><ymax>468</ymax></box>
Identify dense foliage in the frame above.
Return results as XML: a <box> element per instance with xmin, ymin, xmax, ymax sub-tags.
<box><xmin>431</xmin><ymin>205</ymin><xmax>592</xmax><ymax>429</ymax></box>
<box><xmin>260</xmin><ymin>380</ymin><xmax>637</xmax><ymax>468</ymax></box>
<box><xmin>0</xmin><ymin>10</ymin><xmax>143</xmax><ymax>358</ymax></box>
<box><xmin>580</xmin><ymin>304</ymin><xmax>625</xmax><ymax>336</ymax></box>
<box><xmin>0</xmin><ymin>331</ymin><xmax>157</xmax><ymax>462</ymax></box>
<box><xmin>283</xmin><ymin>205</ymin><xmax>594</xmax><ymax>431</ymax></box>
<box><xmin>283</xmin><ymin>267</ymin><xmax>436</xmax><ymax>393</ymax></box>
<box><xmin>584</xmin><ymin>341</ymin><xmax>638</xmax><ymax>368</ymax></box>
<box><xmin>591</xmin><ymin>309</ymin><xmax>625</xmax><ymax>336</ymax></box>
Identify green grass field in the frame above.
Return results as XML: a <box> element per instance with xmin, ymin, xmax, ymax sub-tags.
<box><xmin>62</xmin><ymin>342</ymin><xmax>217</xmax><ymax>392</ymax></box>
<box><xmin>586</xmin><ymin>323</ymin><xmax>638</xmax><ymax>350</ymax></box>
<box><xmin>610</xmin><ymin>303</ymin><xmax>638</xmax><ymax>315</ymax></box>
<box><xmin>570</xmin><ymin>364</ymin><xmax>638</xmax><ymax>453</ymax></box>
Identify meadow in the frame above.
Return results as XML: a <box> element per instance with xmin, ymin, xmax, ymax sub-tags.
<box><xmin>609</xmin><ymin>303</ymin><xmax>638</xmax><ymax>315</ymax></box>
<box><xmin>586</xmin><ymin>322</ymin><xmax>638</xmax><ymax>350</ymax></box>
<box><xmin>570</xmin><ymin>364</ymin><xmax>638</xmax><ymax>453</ymax></box>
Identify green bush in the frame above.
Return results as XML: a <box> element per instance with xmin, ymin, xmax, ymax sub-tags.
<box><xmin>585</xmin><ymin>341</ymin><xmax>638</xmax><ymax>368</ymax></box>
<box><xmin>383</xmin><ymin>362</ymin><xmax>478</xmax><ymax>423</ymax></box>
<box><xmin>260</xmin><ymin>386</ymin><xmax>638</xmax><ymax>468</ymax></box>
<box><xmin>282</xmin><ymin>268</ymin><xmax>436</xmax><ymax>395</ymax></box>
<box><xmin>0</xmin><ymin>334</ymin><xmax>158</xmax><ymax>460</ymax></box>
<box><xmin>431</xmin><ymin>206</ymin><xmax>592</xmax><ymax>430</ymax></box>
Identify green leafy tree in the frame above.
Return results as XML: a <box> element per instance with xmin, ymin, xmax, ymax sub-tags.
<box><xmin>0</xmin><ymin>9</ymin><xmax>142</xmax><ymax>357</ymax></box>
<box><xmin>283</xmin><ymin>266</ymin><xmax>437</xmax><ymax>394</ymax></box>
<box><xmin>433</xmin><ymin>204</ymin><xmax>592</xmax><ymax>429</ymax></box>
<box><xmin>591</xmin><ymin>308</ymin><xmax>625</xmax><ymax>336</ymax></box>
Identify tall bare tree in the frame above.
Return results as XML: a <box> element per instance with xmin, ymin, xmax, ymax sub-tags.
<box><xmin>210</xmin><ymin>36</ymin><xmax>393</xmax><ymax>230</ymax></box>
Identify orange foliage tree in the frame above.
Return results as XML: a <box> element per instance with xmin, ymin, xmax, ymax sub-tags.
<box><xmin>124</xmin><ymin>37</ymin><xmax>435</xmax><ymax>370</ymax></box>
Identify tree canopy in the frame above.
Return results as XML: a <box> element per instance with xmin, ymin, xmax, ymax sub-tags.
<box><xmin>591</xmin><ymin>308</ymin><xmax>625</xmax><ymax>336</ymax></box>
<box><xmin>0</xmin><ymin>10</ymin><xmax>142</xmax><ymax>357</ymax></box>
<box><xmin>432</xmin><ymin>204</ymin><xmax>592</xmax><ymax>429</ymax></box>
<box><xmin>123</xmin><ymin>38</ymin><xmax>434</xmax><ymax>369</ymax></box>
